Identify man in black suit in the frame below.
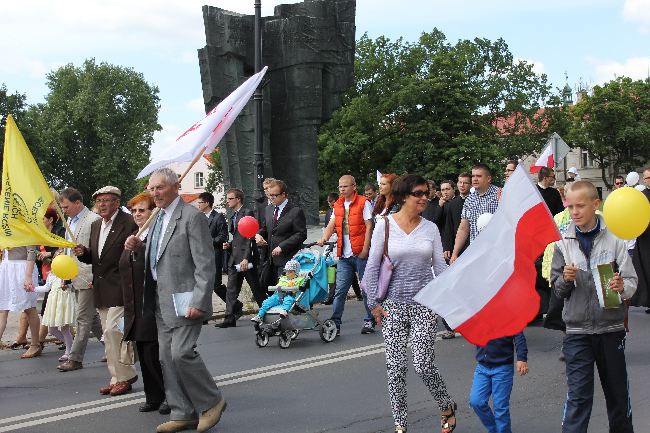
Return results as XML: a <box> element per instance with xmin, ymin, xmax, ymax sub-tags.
<box><xmin>196</xmin><ymin>192</ymin><xmax>231</xmax><ymax>315</ymax></box>
<box><xmin>256</xmin><ymin>179</ymin><xmax>308</xmax><ymax>280</ymax></box>
<box><xmin>217</xmin><ymin>189</ymin><xmax>267</xmax><ymax>328</ymax></box>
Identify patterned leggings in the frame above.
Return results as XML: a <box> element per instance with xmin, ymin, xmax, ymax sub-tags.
<box><xmin>382</xmin><ymin>299</ymin><xmax>454</xmax><ymax>428</ymax></box>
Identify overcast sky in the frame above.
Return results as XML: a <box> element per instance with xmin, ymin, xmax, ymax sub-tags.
<box><xmin>1</xmin><ymin>0</ymin><xmax>648</xmax><ymax>159</ymax></box>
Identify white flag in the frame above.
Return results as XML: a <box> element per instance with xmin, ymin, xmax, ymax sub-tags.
<box><xmin>137</xmin><ymin>66</ymin><xmax>268</xmax><ymax>179</ymax></box>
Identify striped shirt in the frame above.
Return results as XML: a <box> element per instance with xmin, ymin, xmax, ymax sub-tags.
<box><xmin>461</xmin><ymin>184</ymin><xmax>500</xmax><ymax>242</ymax></box>
<box><xmin>364</xmin><ymin>215</ymin><xmax>447</xmax><ymax>310</ymax></box>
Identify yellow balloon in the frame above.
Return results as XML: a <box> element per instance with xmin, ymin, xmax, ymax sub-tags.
<box><xmin>51</xmin><ymin>255</ymin><xmax>79</xmax><ymax>280</ymax></box>
<box><xmin>603</xmin><ymin>187</ymin><xmax>650</xmax><ymax>240</ymax></box>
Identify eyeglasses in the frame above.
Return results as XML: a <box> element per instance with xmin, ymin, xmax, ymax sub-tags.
<box><xmin>95</xmin><ymin>198</ymin><xmax>117</xmax><ymax>204</ymax></box>
<box><xmin>615</xmin><ymin>182</ymin><xmax>624</xmax><ymax>186</ymax></box>
<box><xmin>505</xmin><ymin>168</ymin><xmax>515</xmax><ymax>173</ymax></box>
<box><xmin>408</xmin><ymin>190</ymin><xmax>429</xmax><ymax>198</ymax></box>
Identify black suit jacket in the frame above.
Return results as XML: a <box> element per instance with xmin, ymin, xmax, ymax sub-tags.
<box><xmin>78</xmin><ymin>209</ymin><xmax>138</xmax><ymax>308</ymax></box>
<box><xmin>258</xmin><ymin>201</ymin><xmax>307</xmax><ymax>269</ymax></box>
<box><xmin>443</xmin><ymin>195</ymin><xmax>468</xmax><ymax>254</ymax></box>
<box><xmin>207</xmin><ymin>209</ymin><xmax>228</xmax><ymax>270</ymax></box>
<box><xmin>227</xmin><ymin>207</ymin><xmax>257</xmax><ymax>267</ymax></box>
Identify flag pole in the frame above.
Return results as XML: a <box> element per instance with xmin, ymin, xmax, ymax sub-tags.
<box><xmin>134</xmin><ymin>145</ymin><xmax>209</xmax><ymax>237</ymax></box>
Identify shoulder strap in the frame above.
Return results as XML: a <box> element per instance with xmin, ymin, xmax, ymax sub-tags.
<box><xmin>383</xmin><ymin>218</ymin><xmax>390</xmax><ymax>257</ymax></box>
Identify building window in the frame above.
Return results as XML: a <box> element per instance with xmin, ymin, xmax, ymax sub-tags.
<box><xmin>194</xmin><ymin>172</ymin><xmax>204</xmax><ymax>189</ymax></box>
<box><xmin>581</xmin><ymin>149</ymin><xmax>594</xmax><ymax>168</ymax></box>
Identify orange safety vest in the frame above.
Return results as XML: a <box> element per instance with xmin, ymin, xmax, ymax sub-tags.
<box><xmin>334</xmin><ymin>192</ymin><xmax>367</xmax><ymax>257</ymax></box>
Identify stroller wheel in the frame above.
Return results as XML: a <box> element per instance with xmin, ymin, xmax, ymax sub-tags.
<box><xmin>256</xmin><ymin>333</ymin><xmax>269</xmax><ymax>348</ymax></box>
<box><xmin>278</xmin><ymin>332</ymin><xmax>292</xmax><ymax>349</ymax></box>
<box><xmin>320</xmin><ymin>319</ymin><xmax>337</xmax><ymax>342</ymax></box>
<box><xmin>290</xmin><ymin>329</ymin><xmax>300</xmax><ymax>340</ymax></box>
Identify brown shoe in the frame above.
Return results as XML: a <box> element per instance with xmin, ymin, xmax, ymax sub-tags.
<box><xmin>197</xmin><ymin>398</ymin><xmax>227</xmax><ymax>432</ymax></box>
<box><xmin>21</xmin><ymin>344</ymin><xmax>43</xmax><ymax>359</ymax></box>
<box><xmin>99</xmin><ymin>384</ymin><xmax>114</xmax><ymax>395</ymax></box>
<box><xmin>109</xmin><ymin>381</ymin><xmax>132</xmax><ymax>396</ymax></box>
<box><xmin>58</xmin><ymin>359</ymin><xmax>83</xmax><ymax>371</ymax></box>
<box><xmin>156</xmin><ymin>420</ymin><xmax>199</xmax><ymax>433</ymax></box>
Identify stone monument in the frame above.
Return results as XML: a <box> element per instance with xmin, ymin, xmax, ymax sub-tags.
<box><xmin>198</xmin><ymin>0</ymin><xmax>356</xmax><ymax>224</ymax></box>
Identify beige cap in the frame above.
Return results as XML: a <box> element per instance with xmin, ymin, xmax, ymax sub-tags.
<box><xmin>92</xmin><ymin>185</ymin><xmax>121</xmax><ymax>199</ymax></box>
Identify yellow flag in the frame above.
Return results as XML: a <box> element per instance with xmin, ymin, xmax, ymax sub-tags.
<box><xmin>1</xmin><ymin>114</ymin><xmax>75</xmax><ymax>248</ymax></box>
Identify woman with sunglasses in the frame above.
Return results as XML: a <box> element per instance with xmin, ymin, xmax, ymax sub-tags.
<box><xmin>119</xmin><ymin>192</ymin><xmax>169</xmax><ymax>414</ymax></box>
<box><xmin>364</xmin><ymin>175</ymin><xmax>457</xmax><ymax>433</ymax></box>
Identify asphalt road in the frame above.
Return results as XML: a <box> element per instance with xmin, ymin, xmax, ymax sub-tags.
<box><xmin>1</xmin><ymin>302</ymin><xmax>649</xmax><ymax>433</ymax></box>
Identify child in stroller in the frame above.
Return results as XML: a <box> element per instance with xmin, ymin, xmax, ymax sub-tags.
<box><xmin>251</xmin><ymin>260</ymin><xmax>304</xmax><ymax>323</ymax></box>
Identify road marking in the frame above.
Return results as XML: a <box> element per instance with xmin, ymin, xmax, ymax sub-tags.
<box><xmin>0</xmin><ymin>343</ymin><xmax>386</xmax><ymax>432</ymax></box>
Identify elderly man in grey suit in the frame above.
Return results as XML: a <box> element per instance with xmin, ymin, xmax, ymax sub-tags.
<box><xmin>58</xmin><ymin>187</ymin><xmax>103</xmax><ymax>372</ymax></box>
<box><xmin>125</xmin><ymin>168</ymin><xmax>225</xmax><ymax>433</ymax></box>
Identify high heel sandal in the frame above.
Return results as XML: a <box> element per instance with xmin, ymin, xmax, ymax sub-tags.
<box><xmin>9</xmin><ymin>340</ymin><xmax>29</xmax><ymax>350</ymax></box>
<box><xmin>440</xmin><ymin>402</ymin><xmax>457</xmax><ymax>433</ymax></box>
<box><xmin>21</xmin><ymin>344</ymin><xmax>43</xmax><ymax>359</ymax></box>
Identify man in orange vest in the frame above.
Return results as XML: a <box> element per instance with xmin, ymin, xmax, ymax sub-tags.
<box><xmin>318</xmin><ymin>175</ymin><xmax>374</xmax><ymax>335</ymax></box>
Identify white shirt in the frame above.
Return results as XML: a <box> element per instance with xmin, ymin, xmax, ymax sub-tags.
<box><xmin>98</xmin><ymin>210</ymin><xmax>119</xmax><ymax>258</ymax></box>
<box><xmin>274</xmin><ymin>198</ymin><xmax>288</xmax><ymax>219</ymax></box>
<box><xmin>330</xmin><ymin>198</ymin><xmax>373</xmax><ymax>258</ymax></box>
<box><xmin>152</xmin><ymin>196</ymin><xmax>181</xmax><ymax>280</ymax></box>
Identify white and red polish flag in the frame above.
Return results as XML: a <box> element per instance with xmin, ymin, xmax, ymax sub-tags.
<box><xmin>414</xmin><ymin>165</ymin><xmax>561</xmax><ymax>346</ymax></box>
<box><xmin>529</xmin><ymin>141</ymin><xmax>554</xmax><ymax>174</ymax></box>
<box><xmin>137</xmin><ymin>66</ymin><xmax>268</xmax><ymax>179</ymax></box>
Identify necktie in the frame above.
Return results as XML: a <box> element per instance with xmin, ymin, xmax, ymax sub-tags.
<box><xmin>230</xmin><ymin>210</ymin><xmax>238</xmax><ymax>234</ymax></box>
<box><xmin>273</xmin><ymin>206</ymin><xmax>279</xmax><ymax>225</ymax></box>
<box><xmin>149</xmin><ymin>210</ymin><xmax>165</xmax><ymax>272</ymax></box>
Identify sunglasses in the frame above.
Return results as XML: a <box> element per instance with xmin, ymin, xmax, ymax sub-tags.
<box><xmin>615</xmin><ymin>182</ymin><xmax>624</xmax><ymax>186</ymax></box>
<box><xmin>409</xmin><ymin>190</ymin><xmax>429</xmax><ymax>198</ymax></box>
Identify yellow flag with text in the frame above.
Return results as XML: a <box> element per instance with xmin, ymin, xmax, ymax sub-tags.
<box><xmin>1</xmin><ymin>114</ymin><xmax>74</xmax><ymax>248</ymax></box>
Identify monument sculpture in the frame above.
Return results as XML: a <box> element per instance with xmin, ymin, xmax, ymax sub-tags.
<box><xmin>198</xmin><ymin>0</ymin><xmax>356</xmax><ymax>224</ymax></box>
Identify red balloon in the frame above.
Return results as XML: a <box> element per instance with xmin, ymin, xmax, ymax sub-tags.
<box><xmin>237</xmin><ymin>215</ymin><xmax>259</xmax><ymax>238</ymax></box>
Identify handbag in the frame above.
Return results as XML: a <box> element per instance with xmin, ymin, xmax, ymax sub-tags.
<box><xmin>361</xmin><ymin>218</ymin><xmax>394</xmax><ymax>303</ymax></box>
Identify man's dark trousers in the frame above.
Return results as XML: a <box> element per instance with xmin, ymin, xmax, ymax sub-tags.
<box><xmin>562</xmin><ymin>331</ymin><xmax>633</xmax><ymax>433</ymax></box>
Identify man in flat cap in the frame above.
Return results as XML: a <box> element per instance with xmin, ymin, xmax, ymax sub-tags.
<box><xmin>73</xmin><ymin>186</ymin><xmax>139</xmax><ymax>396</ymax></box>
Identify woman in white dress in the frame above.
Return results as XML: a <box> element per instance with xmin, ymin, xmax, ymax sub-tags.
<box><xmin>0</xmin><ymin>246</ymin><xmax>42</xmax><ymax>358</ymax></box>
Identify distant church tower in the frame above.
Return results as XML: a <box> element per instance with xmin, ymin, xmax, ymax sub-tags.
<box><xmin>561</xmin><ymin>72</ymin><xmax>573</xmax><ymax>106</ymax></box>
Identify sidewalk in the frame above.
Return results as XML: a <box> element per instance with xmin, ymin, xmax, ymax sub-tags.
<box><xmin>1</xmin><ymin>225</ymin><xmax>326</xmax><ymax>347</ymax></box>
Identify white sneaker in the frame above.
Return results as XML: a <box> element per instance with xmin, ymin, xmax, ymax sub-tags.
<box><xmin>250</xmin><ymin>316</ymin><xmax>262</xmax><ymax>324</ymax></box>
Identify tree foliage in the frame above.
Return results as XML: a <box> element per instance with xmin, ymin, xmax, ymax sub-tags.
<box><xmin>205</xmin><ymin>149</ymin><xmax>225</xmax><ymax>209</ymax></box>
<box><xmin>0</xmin><ymin>84</ymin><xmax>29</xmax><ymax>171</ymax></box>
<box><xmin>568</xmin><ymin>77</ymin><xmax>650</xmax><ymax>189</ymax></box>
<box><xmin>318</xmin><ymin>30</ymin><xmax>557</xmax><ymax>200</ymax></box>
<box><xmin>26</xmin><ymin>59</ymin><xmax>161</xmax><ymax>203</ymax></box>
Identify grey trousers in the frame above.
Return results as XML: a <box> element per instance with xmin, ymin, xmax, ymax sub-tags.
<box><xmin>156</xmin><ymin>308</ymin><xmax>222</xmax><ymax>420</ymax></box>
<box><xmin>69</xmin><ymin>288</ymin><xmax>103</xmax><ymax>363</ymax></box>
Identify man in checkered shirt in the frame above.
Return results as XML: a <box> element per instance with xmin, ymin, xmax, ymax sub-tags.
<box><xmin>450</xmin><ymin>163</ymin><xmax>500</xmax><ymax>263</ymax></box>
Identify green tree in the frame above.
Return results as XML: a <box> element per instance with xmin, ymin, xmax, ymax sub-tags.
<box><xmin>568</xmin><ymin>77</ymin><xmax>650</xmax><ymax>189</ymax></box>
<box><xmin>27</xmin><ymin>59</ymin><xmax>161</xmax><ymax>203</ymax></box>
<box><xmin>0</xmin><ymin>84</ymin><xmax>29</xmax><ymax>172</ymax></box>
<box><xmin>205</xmin><ymin>149</ymin><xmax>225</xmax><ymax>208</ymax></box>
<box><xmin>318</xmin><ymin>30</ymin><xmax>557</xmax><ymax>201</ymax></box>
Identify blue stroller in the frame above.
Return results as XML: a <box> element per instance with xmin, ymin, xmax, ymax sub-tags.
<box><xmin>254</xmin><ymin>243</ymin><xmax>338</xmax><ymax>349</ymax></box>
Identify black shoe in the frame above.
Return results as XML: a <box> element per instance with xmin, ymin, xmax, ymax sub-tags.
<box><xmin>233</xmin><ymin>301</ymin><xmax>244</xmax><ymax>321</ymax></box>
<box><xmin>322</xmin><ymin>298</ymin><xmax>333</xmax><ymax>305</ymax></box>
<box><xmin>645</xmin><ymin>308</ymin><xmax>650</xmax><ymax>314</ymax></box>
<box><xmin>356</xmin><ymin>296</ymin><xmax>364</xmax><ymax>301</ymax></box>
<box><xmin>158</xmin><ymin>401</ymin><xmax>171</xmax><ymax>415</ymax></box>
<box><xmin>215</xmin><ymin>320</ymin><xmax>236</xmax><ymax>328</ymax></box>
<box><xmin>139</xmin><ymin>402</ymin><xmax>162</xmax><ymax>412</ymax></box>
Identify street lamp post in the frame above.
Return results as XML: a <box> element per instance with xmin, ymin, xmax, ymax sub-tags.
<box><xmin>254</xmin><ymin>0</ymin><xmax>264</xmax><ymax>207</ymax></box>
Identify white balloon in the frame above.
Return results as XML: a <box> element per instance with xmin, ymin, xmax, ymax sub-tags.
<box><xmin>477</xmin><ymin>213</ymin><xmax>493</xmax><ymax>233</ymax></box>
<box><xmin>626</xmin><ymin>171</ymin><xmax>640</xmax><ymax>186</ymax></box>
<box><xmin>635</xmin><ymin>184</ymin><xmax>646</xmax><ymax>191</ymax></box>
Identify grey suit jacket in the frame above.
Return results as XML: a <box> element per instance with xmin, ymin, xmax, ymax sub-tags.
<box><xmin>144</xmin><ymin>199</ymin><xmax>216</xmax><ymax>328</ymax></box>
<box><xmin>70</xmin><ymin>207</ymin><xmax>101</xmax><ymax>290</ymax></box>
